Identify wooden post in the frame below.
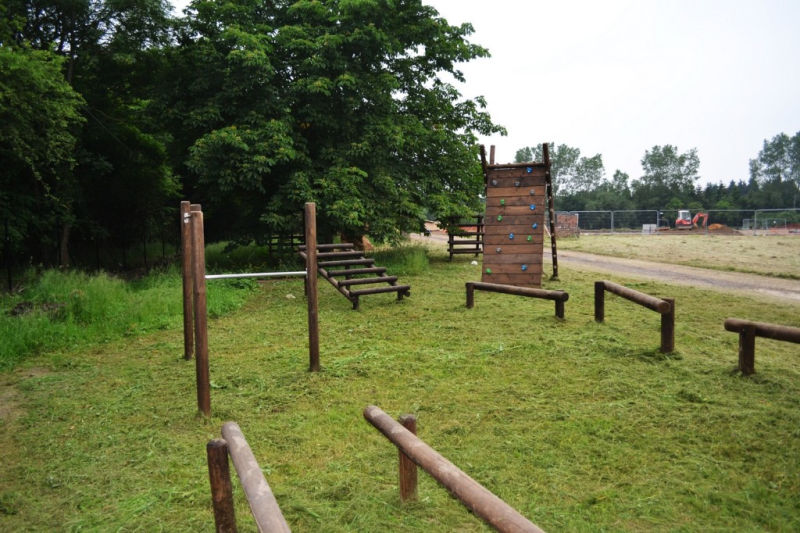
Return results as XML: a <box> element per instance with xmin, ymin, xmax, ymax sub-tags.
<box><xmin>304</xmin><ymin>202</ymin><xmax>320</xmax><ymax>372</ymax></box>
<box><xmin>207</xmin><ymin>439</ymin><xmax>237</xmax><ymax>533</ymax></box>
<box><xmin>489</xmin><ymin>145</ymin><xmax>496</xmax><ymax>165</ymax></box>
<box><xmin>180</xmin><ymin>202</ymin><xmax>194</xmax><ymax>360</ymax></box>
<box><xmin>594</xmin><ymin>281</ymin><xmax>605</xmax><ymax>322</ymax></box>
<box><xmin>660</xmin><ymin>297</ymin><xmax>675</xmax><ymax>353</ymax></box>
<box><xmin>543</xmin><ymin>143</ymin><xmax>559</xmax><ymax>281</ymax></box>
<box><xmin>398</xmin><ymin>414</ymin><xmax>418</xmax><ymax>502</ymax></box>
<box><xmin>738</xmin><ymin>325</ymin><xmax>756</xmax><ymax>375</ymax></box>
<box><xmin>465</xmin><ymin>282</ymin><xmax>475</xmax><ymax>309</ymax></box>
<box><xmin>191</xmin><ymin>210</ymin><xmax>211</xmax><ymax>416</ymax></box>
<box><xmin>555</xmin><ymin>299</ymin><xmax>565</xmax><ymax>319</ymax></box>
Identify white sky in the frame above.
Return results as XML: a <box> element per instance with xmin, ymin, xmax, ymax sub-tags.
<box><xmin>171</xmin><ymin>0</ymin><xmax>800</xmax><ymax>185</ymax></box>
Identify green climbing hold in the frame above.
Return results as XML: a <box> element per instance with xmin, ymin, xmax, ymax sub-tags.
<box><xmin>497</xmin><ymin>215</ymin><xmax>503</xmax><ymax>221</ymax></box>
<box><xmin>500</xmin><ymin>198</ymin><xmax>505</xmax><ymax>206</ymax></box>
<box><xmin>486</xmin><ymin>268</ymin><xmax>493</xmax><ymax>274</ymax></box>
<box><xmin>527</xmin><ymin>235</ymin><xmax>533</xmax><ymax>242</ymax></box>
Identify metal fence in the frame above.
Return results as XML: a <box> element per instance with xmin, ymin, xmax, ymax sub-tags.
<box><xmin>556</xmin><ymin>208</ymin><xmax>800</xmax><ymax>235</ymax></box>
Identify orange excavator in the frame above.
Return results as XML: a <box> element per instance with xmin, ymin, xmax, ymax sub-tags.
<box><xmin>675</xmin><ymin>210</ymin><xmax>708</xmax><ymax>229</ymax></box>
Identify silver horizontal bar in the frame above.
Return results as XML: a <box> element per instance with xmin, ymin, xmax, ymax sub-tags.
<box><xmin>205</xmin><ymin>271</ymin><xmax>306</xmax><ymax>280</ymax></box>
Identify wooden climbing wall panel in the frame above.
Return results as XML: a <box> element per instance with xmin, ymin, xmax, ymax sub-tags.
<box><xmin>482</xmin><ymin>164</ymin><xmax>547</xmax><ymax>287</ymax></box>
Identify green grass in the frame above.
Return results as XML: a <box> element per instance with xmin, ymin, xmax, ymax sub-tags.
<box><xmin>1</xmin><ymin>247</ymin><xmax>799</xmax><ymax>531</ymax></box>
<box><xmin>558</xmin><ymin>233</ymin><xmax>800</xmax><ymax>279</ymax></box>
<box><xmin>0</xmin><ymin>267</ymin><xmax>257</xmax><ymax>370</ymax></box>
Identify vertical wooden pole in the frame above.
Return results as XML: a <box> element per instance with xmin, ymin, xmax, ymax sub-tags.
<box><xmin>465</xmin><ymin>283</ymin><xmax>475</xmax><ymax>309</ymax></box>
<box><xmin>398</xmin><ymin>414</ymin><xmax>418</xmax><ymax>502</ymax></box>
<box><xmin>207</xmin><ymin>438</ymin><xmax>237</xmax><ymax>533</ymax></box>
<box><xmin>594</xmin><ymin>281</ymin><xmax>605</xmax><ymax>322</ymax></box>
<box><xmin>180</xmin><ymin>202</ymin><xmax>194</xmax><ymax>360</ymax></box>
<box><xmin>304</xmin><ymin>202</ymin><xmax>320</xmax><ymax>372</ymax></box>
<box><xmin>660</xmin><ymin>298</ymin><xmax>675</xmax><ymax>353</ymax></box>
<box><xmin>489</xmin><ymin>145</ymin><xmax>496</xmax><ymax>165</ymax></box>
<box><xmin>543</xmin><ymin>143</ymin><xmax>559</xmax><ymax>281</ymax></box>
<box><xmin>555</xmin><ymin>299</ymin><xmax>565</xmax><ymax>319</ymax></box>
<box><xmin>191</xmin><ymin>210</ymin><xmax>211</xmax><ymax>416</ymax></box>
<box><xmin>738</xmin><ymin>325</ymin><xmax>756</xmax><ymax>375</ymax></box>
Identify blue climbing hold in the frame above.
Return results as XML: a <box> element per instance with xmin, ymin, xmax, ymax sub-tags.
<box><xmin>509</xmin><ymin>233</ymin><xmax>515</xmax><ymax>240</ymax></box>
<box><xmin>532</xmin><ymin>223</ymin><xmax>538</xmax><ymax>229</ymax></box>
<box><xmin>526</xmin><ymin>167</ymin><xmax>533</xmax><ymax>173</ymax></box>
<box><xmin>521</xmin><ymin>264</ymin><xmax>528</xmax><ymax>271</ymax></box>
<box><xmin>530</xmin><ymin>204</ymin><xmax>536</xmax><ymax>210</ymax></box>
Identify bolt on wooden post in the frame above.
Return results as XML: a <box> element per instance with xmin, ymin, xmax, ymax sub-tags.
<box><xmin>398</xmin><ymin>414</ymin><xmax>418</xmax><ymax>502</ymax></box>
<box><xmin>190</xmin><ymin>210</ymin><xmax>211</xmax><ymax>416</ymax></box>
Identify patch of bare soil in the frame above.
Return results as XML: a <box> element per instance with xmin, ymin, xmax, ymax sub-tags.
<box><xmin>0</xmin><ymin>367</ymin><xmax>51</xmax><ymax>425</ymax></box>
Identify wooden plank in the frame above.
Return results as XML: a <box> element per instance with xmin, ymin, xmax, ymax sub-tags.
<box><xmin>484</xmin><ymin>244</ymin><xmax>544</xmax><ymax>255</ymax></box>
<box><xmin>485</xmin><ymin>193</ymin><xmax>546</xmax><ymax>207</ymax></box>
<box><xmin>482</xmin><ymin>273</ymin><xmax>542</xmax><ymax>286</ymax></box>
<box><xmin>485</xmin><ymin>205</ymin><xmax>544</xmax><ymax>217</ymax></box>
<box><xmin>483</xmin><ymin>254</ymin><xmax>543</xmax><ymax>265</ymax></box>
<box><xmin>483</xmin><ymin>234</ymin><xmax>543</xmax><ymax>246</ymax></box>
<box><xmin>482</xmin><ymin>262</ymin><xmax>543</xmax><ymax>274</ymax></box>
<box><xmin>487</xmin><ymin>176</ymin><xmax>547</xmax><ymax>190</ymax></box>
<box><xmin>487</xmin><ymin>166</ymin><xmax>547</xmax><ymax>178</ymax></box>
<box><xmin>483</xmin><ymin>223</ymin><xmax>544</xmax><ymax>235</ymax></box>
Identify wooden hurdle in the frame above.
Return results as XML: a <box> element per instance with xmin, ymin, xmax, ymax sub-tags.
<box><xmin>206</xmin><ymin>422</ymin><xmax>290</xmax><ymax>532</ymax></box>
<box><xmin>594</xmin><ymin>280</ymin><xmax>675</xmax><ymax>353</ymax></box>
<box><xmin>723</xmin><ymin>318</ymin><xmax>800</xmax><ymax>375</ymax></box>
<box><xmin>465</xmin><ymin>281</ymin><xmax>568</xmax><ymax>319</ymax></box>
<box><xmin>364</xmin><ymin>405</ymin><xmax>545</xmax><ymax>533</ymax></box>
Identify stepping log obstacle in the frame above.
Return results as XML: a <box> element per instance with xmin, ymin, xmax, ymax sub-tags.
<box><xmin>298</xmin><ymin>243</ymin><xmax>410</xmax><ymax>310</ymax></box>
<box><xmin>724</xmin><ymin>318</ymin><xmax>800</xmax><ymax>375</ymax></box>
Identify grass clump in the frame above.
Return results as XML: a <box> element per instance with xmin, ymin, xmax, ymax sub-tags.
<box><xmin>0</xmin><ymin>267</ymin><xmax>257</xmax><ymax>370</ymax></box>
<box><xmin>369</xmin><ymin>244</ymin><xmax>430</xmax><ymax>275</ymax></box>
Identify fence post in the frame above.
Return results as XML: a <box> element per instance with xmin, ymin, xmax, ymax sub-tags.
<box><xmin>555</xmin><ymin>299</ymin><xmax>565</xmax><ymax>319</ymax></box>
<box><xmin>466</xmin><ymin>282</ymin><xmax>475</xmax><ymax>309</ymax></box>
<box><xmin>738</xmin><ymin>325</ymin><xmax>756</xmax><ymax>375</ymax></box>
<box><xmin>398</xmin><ymin>414</ymin><xmax>418</xmax><ymax>502</ymax></box>
<box><xmin>594</xmin><ymin>281</ymin><xmax>604</xmax><ymax>322</ymax></box>
<box><xmin>180</xmin><ymin>202</ymin><xmax>194</xmax><ymax>360</ymax></box>
<box><xmin>660</xmin><ymin>297</ymin><xmax>675</xmax><ymax>353</ymax></box>
<box><xmin>191</xmin><ymin>210</ymin><xmax>211</xmax><ymax>416</ymax></box>
<box><xmin>207</xmin><ymin>439</ymin><xmax>237</xmax><ymax>533</ymax></box>
<box><xmin>304</xmin><ymin>202</ymin><xmax>320</xmax><ymax>372</ymax></box>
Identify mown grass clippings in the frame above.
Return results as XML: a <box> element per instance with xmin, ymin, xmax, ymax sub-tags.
<box><xmin>1</xmin><ymin>246</ymin><xmax>799</xmax><ymax>531</ymax></box>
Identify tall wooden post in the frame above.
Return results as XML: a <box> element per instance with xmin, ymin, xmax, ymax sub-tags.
<box><xmin>594</xmin><ymin>281</ymin><xmax>605</xmax><ymax>322</ymax></box>
<box><xmin>304</xmin><ymin>202</ymin><xmax>320</xmax><ymax>372</ymax></box>
<box><xmin>660</xmin><ymin>298</ymin><xmax>675</xmax><ymax>353</ymax></box>
<box><xmin>207</xmin><ymin>439</ymin><xmax>237</xmax><ymax>532</ymax></box>
<box><xmin>398</xmin><ymin>414</ymin><xmax>418</xmax><ymax>502</ymax></box>
<box><xmin>543</xmin><ymin>143</ymin><xmax>559</xmax><ymax>281</ymax></box>
<box><xmin>191</xmin><ymin>210</ymin><xmax>211</xmax><ymax>416</ymax></box>
<box><xmin>180</xmin><ymin>202</ymin><xmax>194</xmax><ymax>360</ymax></box>
<box><xmin>489</xmin><ymin>145</ymin><xmax>496</xmax><ymax>165</ymax></box>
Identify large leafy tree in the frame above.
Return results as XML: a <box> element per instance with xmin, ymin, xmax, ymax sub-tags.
<box><xmin>631</xmin><ymin>145</ymin><xmax>700</xmax><ymax>209</ymax></box>
<box><xmin>164</xmin><ymin>0</ymin><xmax>503</xmax><ymax>243</ymax></box>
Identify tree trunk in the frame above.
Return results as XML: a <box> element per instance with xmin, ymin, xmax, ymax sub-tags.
<box><xmin>59</xmin><ymin>223</ymin><xmax>71</xmax><ymax>268</ymax></box>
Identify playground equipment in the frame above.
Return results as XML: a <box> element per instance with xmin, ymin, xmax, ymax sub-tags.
<box><xmin>594</xmin><ymin>280</ymin><xmax>675</xmax><ymax>353</ymax></box>
<box><xmin>181</xmin><ymin>201</ymin><xmax>321</xmax><ymax>415</ymax></box>
<box><xmin>724</xmin><ymin>318</ymin><xmax>800</xmax><ymax>375</ymax></box>
<box><xmin>465</xmin><ymin>281</ymin><xmax>569</xmax><ymax>319</ymax></box>
<box><xmin>479</xmin><ymin>144</ymin><xmax>556</xmax><ymax>287</ymax></box>
<box><xmin>675</xmin><ymin>210</ymin><xmax>709</xmax><ymax>229</ymax></box>
<box><xmin>364</xmin><ymin>405</ymin><xmax>545</xmax><ymax>533</ymax></box>
<box><xmin>446</xmin><ymin>215</ymin><xmax>484</xmax><ymax>261</ymax></box>
<box><xmin>298</xmin><ymin>243</ymin><xmax>410</xmax><ymax>310</ymax></box>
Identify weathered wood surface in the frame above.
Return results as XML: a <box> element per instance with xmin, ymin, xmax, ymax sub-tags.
<box><xmin>724</xmin><ymin>318</ymin><xmax>800</xmax><ymax>343</ymax></box>
<box><xmin>598</xmin><ymin>280</ymin><xmax>671</xmax><ymax>314</ymax></box>
<box><xmin>206</xmin><ymin>438</ymin><xmax>237</xmax><ymax>532</ymax></box>
<box><xmin>180</xmin><ymin>201</ymin><xmax>194</xmax><ymax>360</ymax></box>
<box><xmin>190</xmin><ymin>210</ymin><xmax>210</xmax><ymax>416</ymax></box>
<box><xmin>364</xmin><ymin>406</ymin><xmax>545</xmax><ymax>533</ymax></box>
<box><xmin>304</xmin><ymin>202</ymin><xmax>320</xmax><ymax>372</ymax></box>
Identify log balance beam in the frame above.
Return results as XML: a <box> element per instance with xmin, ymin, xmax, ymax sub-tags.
<box><xmin>465</xmin><ymin>281</ymin><xmax>569</xmax><ymax>319</ymax></box>
<box><xmin>364</xmin><ymin>405</ymin><xmax>545</xmax><ymax>533</ymax></box>
<box><xmin>724</xmin><ymin>318</ymin><xmax>800</xmax><ymax>375</ymax></box>
<box><xmin>594</xmin><ymin>280</ymin><xmax>675</xmax><ymax>353</ymax></box>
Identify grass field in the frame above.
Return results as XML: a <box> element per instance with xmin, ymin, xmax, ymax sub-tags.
<box><xmin>1</xmin><ymin>244</ymin><xmax>799</xmax><ymax>531</ymax></box>
<box><xmin>558</xmin><ymin>233</ymin><xmax>800</xmax><ymax>279</ymax></box>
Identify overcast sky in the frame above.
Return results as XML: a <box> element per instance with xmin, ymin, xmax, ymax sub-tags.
<box><xmin>171</xmin><ymin>0</ymin><xmax>800</xmax><ymax>185</ymax></box>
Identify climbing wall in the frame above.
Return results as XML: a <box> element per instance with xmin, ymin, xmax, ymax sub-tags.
<box><xmin>482</xmin><ymin>163</ymin><xmax>546</xmax><ymax>287</ymax></box>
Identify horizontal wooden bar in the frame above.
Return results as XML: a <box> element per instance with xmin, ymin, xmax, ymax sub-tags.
<box><xmin>338</xmin><ymin>276</ymin><xmax>398</xmax><ymax>287</ymax></box>
<box><xmin>206</xmin><ymin>271</ymin><xmax>306</xmax><ymax>280</ymax></box>
<box><xmin>485</xmin><ymin>194</ymin><xmax>546</xmax><ymax>207</ymax></box>
<box><xmin>364</xmin><ymin>406</ymin><xmax>544</xmax><ymax>533</ymax></box>
<box><xmin>486</xmin><ymin>205</ymin><xmax>544</xmax><ymax>217</ymax></box>
<box><xmin>350</xmin><ymin>285</ymin><xmax>410</xmax><ymax>297</ymax></box>
<box><xmin>483</xmin><ymin>254</ymin><xmax>543</xmax><ymax>265</ymax></box>
<box><xmin>450</xmin><ymin>249</ymin><xmax>484</xmax><ymax>255</ymax></box>
<box><xmin>468</xmin><ymin>282</ymin><xmax>568</xmax><ymax>301</ymax></box>
<box><xmin>600</xmin><ymin>280</ymin><xmax>670</xmax><ymax>314</ymax></box>
<box><xmin>325</xmin><ymin>267</ymin><xmax>386</xmax><ymax>276</ymax></box>
<box><xmin>724</xmin><ymin>318</ymin><xmax>800</xmax><ymax>343</ymax></box>
<box><xmin>298</xmin><ymin>243</ymin><xmax>354</xmax><ymax>250</ymax></box>
<box><xmin>483</xmin><ymin>239</ymin><xmax>544</xmax><ymax>251</ymax></box>
<box><xmin>450</xmin><ymin>239</ymin><xmax>483</xmax><ymax>245</ymax></box>
<box><xmin>316</xmin><ymin>250</ymin><xmax>364</xmax><ymax>259</ymax></box>
<box><xmin>482</xmin><ymin>262</ymin><xmax>543</xmax><ymax>274</ymax></box>
<box><xmin>221</xmin><ymin>422</ymin><xmax>290</xmax><ymax>533</ymax></box>
<box><xmin>487</xmin><ymin>162</ymin><xmax>547</xmax><ymax>170</ymax></box>
<box><xmin>318</xmin><ymin>258</ymin><xmax>375</xmax><ymax>267</ymax></box>
<box><xmin>483</xmin><ymin>273</ymin><xmax>542</xmax><ymax>287</ymax></box>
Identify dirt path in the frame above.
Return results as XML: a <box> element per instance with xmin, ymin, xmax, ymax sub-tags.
<box><xmin>410</xmin><ymin>232</ymin><xmax>800</xmax><ymax>304</ymax></box>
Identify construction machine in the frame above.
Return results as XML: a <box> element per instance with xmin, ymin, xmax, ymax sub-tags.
<box><xmin>675</xmin><ymin>210</ymin><xmax>708</xmax><ymax>229</ymax></box>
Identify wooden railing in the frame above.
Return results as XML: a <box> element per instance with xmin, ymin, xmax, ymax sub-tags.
<box><xmin>206</xmin><ymin>422</ymin><xmax>290</xmax><ymax>533</ymax></box>
<box><xmin>723</xmin><ymin>318</ymin><xmax>800</xmax><ymax>375</ymax></box>
<box><xmin>465</xmin><ymin>281</ymin><xmax>568</xmax><ymax>319</ymax></box>
<box><xmin>363</xmin><ymin>405</ymin><xmax>544</xmax><ymax>533</ymax></box>
<box><xmin>594</xmin><ymin>280</ymin><xmax>675</xmax><ymax>353</ymax></box>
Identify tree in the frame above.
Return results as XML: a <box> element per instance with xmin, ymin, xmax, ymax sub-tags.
<box><xmin>0</xmin><ymin>45</ymin><xmax>84</xmax><ymax>265</ymax></box>
<box><xmin>632</xmin><ymin>145</ymin><xmax>700</xmax><ymax>209</ymax></box>
<box><xmin>165</xmin><ymin>0</ymin><xmax>504</xmax><ymax>243</ymax></box>
<box><xmin>514</xmin><ymin>143</ymin><xmax>604</xmax><ymax>195</ymax></box>
<box><xmin>749</xmin><ymin>131</ymin><xmax>800</xmax><ymax>188</ymax></box>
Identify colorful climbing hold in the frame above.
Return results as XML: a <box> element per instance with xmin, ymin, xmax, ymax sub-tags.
<box><xmin>532</xmin><ymin>223</ymin><xmax>538</xmax><ymax>229</ymax></box>
<box><xmin>491</xmin><ymin>179</ymin><xmax>498</xmax><ymax>186</ymax></box>
<box><xmin>529</xmin><ymin>189</ymin><xmax>536</xmax><ymax>195</ymax></box>
<box><xmin>521</xmin><ymin>264</ymin><xmax>528</xmax><ymax>271</ymax></box>
<box><xmin>497</xmin><ymin>215</ymin><xmax>503</xmax><ymax>221</ymax></box>
<box><xmin>514</xmin><ymin>180</ymin><xmax>520</xmax><ymax>187</ymax></box>
<box><xmin>526</xmin><ymin>167</ymin><xmax>533</xmax><ymax>173</ymax></box>
<box><xmin>530</xmin><ymin>204</ymin><xmax>536</xmax><ymax>210</ymax></box>
<box><xmin>496</xmin><ymin>247</ymin><xmax>502</xmax><ymax>253</ymax></box>
<box><xmin>485</xmin><ymin>268</ymin><xmax>492</xmax><ymax>274</ymax></box>
<box><xmin>500</xmin><ymin>198</ymin><xmax>505</xmax><ymax>206</ymax></box>
<box><xmin>527</xmin><ymin>235</ymin><xmax>533</xmax><ymax>242</ymax></box>
<box><xmin>509</xmin><ymin>233</ymin><xmax>515</xmax><ymax>240</ymax></box>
